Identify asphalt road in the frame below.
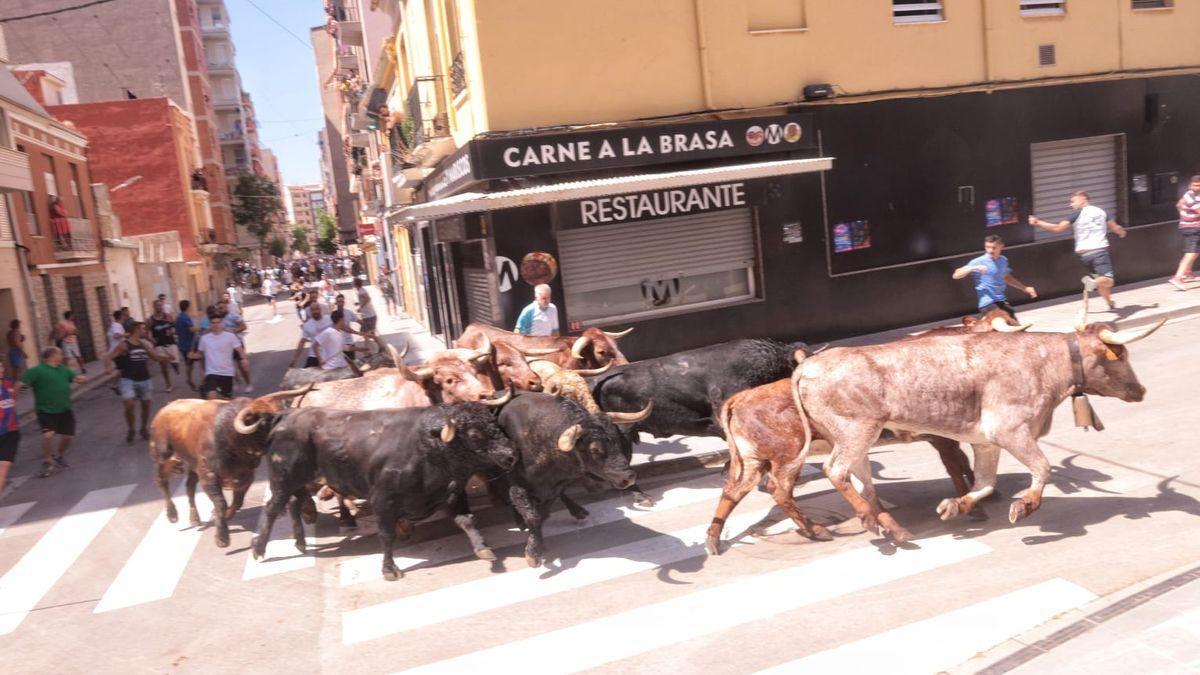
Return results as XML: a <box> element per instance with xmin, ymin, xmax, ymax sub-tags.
<box><xmin>0</xmin><ymin>294</ymin><xmax>1196</xmax><ymax>673</ymax></box>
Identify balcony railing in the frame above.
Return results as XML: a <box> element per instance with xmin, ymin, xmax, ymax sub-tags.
<box><xmin>219</xmin><ymin>129</ymin><xmax>244</xmax><ymax>142</ymax></box>
<box><xmin>200</xmin><ymin>21</ymin><xmax>229</xmax><ymax>35</ymax></box>
<box><xmin>405</xmin><ymin>76</ymin><xmax>450</xmax><ymax>148</ymax></box>
<box><xmin>207</xmin><ymin>60</ymin><xmax>233</xmax><ymax>71</ymax></box>
<box><xmin>449</xmin><ymin>52</ymin><xmax>467</xmax><ymax>98</ymax></box>
<box><xmin>53</xmin><ymin>218</ymin><xmax>98</xmax><ymax>260</ymax></box>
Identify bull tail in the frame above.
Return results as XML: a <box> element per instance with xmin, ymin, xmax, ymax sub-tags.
<box><xmin>718</xmin><ymin>397</ymin><xmax>745</xmax><ymax>484</ymax></box>
<box><xmin>790</xmin><ymin>358</ymin><xmax>813</xmax><ymax>471</ymax></box>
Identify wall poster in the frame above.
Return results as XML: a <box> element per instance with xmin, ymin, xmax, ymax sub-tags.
<box><xmin>833</xmin><ymin>220</ymin><xmax>871</xmax><ymax>253</ymax></box>
<box><xmin>985</xmin><ymin>197</ymin><xmax>1019</xmax><ymax>227</ymax></box>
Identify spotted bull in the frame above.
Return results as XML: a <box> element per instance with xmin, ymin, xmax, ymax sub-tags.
<box><xmin>457</xmin><ymin>322</ymin><xmax>633</xmax><ymax>370</ymax></box>
<box><xmin>790</xmin><ymin>317</ymin><xmax>1165</xmax><ymax>542</ymax></box>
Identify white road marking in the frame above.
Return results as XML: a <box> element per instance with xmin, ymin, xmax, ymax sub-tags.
<box><xmin>0</xmin><ymin>501</ymin><xmax>35</xmax><ymax>537</ymax></box>
<box><xmin>343</xmin><ymin>506</ymin><xmax>774</xmax><ymax>644</ymax></box>
<box><xmin>0</xmin><ymin>484</ymin><xmax>136</xmax><ymax>635</ymax></box>
<box><xmin>399</xmin><ymin>534</ymin><xmax>990</xmax><ymax>673</ymax></box>
<box><xmin>242</xmin><ymin>485</ymin><xmax>315</xmax><ymax>581</ymax></box>
<box><xmin>338</xmin><ymin>476</ymin><xmax>729</xmax><ymax>586</ymax></box>
<box><xmin>759</xmin><ymin>578</ymin><xmax>1097</xmax><ymax>674</ymax></box>
<box><xmin>93</xmin><ymin>486</ymin><xmax>215</xmax><ymax>613</ymax></box>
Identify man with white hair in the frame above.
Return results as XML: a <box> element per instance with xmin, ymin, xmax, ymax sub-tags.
<box><xmin>514</xmin><ymin>283</ymin><xmax>560</xmax><ymax>337</ymax></box>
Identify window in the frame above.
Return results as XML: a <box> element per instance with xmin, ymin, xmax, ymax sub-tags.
<box><xmin>1132</xmin><ymin>0</ymin><xmax>1172</xmax><ymax>9</ymax></box>
<box><xmin>20</xmin><ymin>191</ymin><xmax>39</xmax><ymax>236</ymax></box>
<box><xmin>893</xmin><ymin>0</ymin><xmax>943</xmax><ymax>23</ymax></box>
<box><xmin>70</xmin><ymin>164</ymin><xmax>86</xmax><ymax>216</ymax></box>
<box><xmin>558</xmin><ymin>207</ymin><xmax>759</xmax><ymax>325</ymax></box>
<box><xmin>1020</xmin><ymin>1</ymin><xmax>1065</xmax><ymax>16</ymax></box>
<box><xmin>43</xmin><ymin>154</ymin><xmax>58</xmax><ymax>198</ymax></box>
<box><xmin>747</xmin><ymin>0</ymin><xmax>807</xmax><ymax>32</ymax></box>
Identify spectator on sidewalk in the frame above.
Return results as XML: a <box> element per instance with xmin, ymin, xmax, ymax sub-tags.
<box><xmin>106</xmin><ymin>322</ymin><xmax>174</xmax><ymax>443</ymax></box>
<box><xmin>19</xmin><ymin>346</ymin><xmax>86</xmax><ymax>478</ymax></box>
<box><xmin>225</xmin><ymin>284</ymin><xmax>242</xmax><ymax>313</ymax></box>
<box><xmin>107</xmin><ymin>310</ymin><xmax>127</xmax><ymax>352</ymax></box>
<box><xmin>289</xmin><ymin>302</ymin><xmax>332</xmax><ymax>369</ymax></box>
<box><xmin>0</xmin><ymin>360</ymin><xmax>19</xmax><ymax>496</ymax></box>
<box><xmin>952</xmin><ymin>234</ymin><xmax>1037</xmax><ymax>319</ymax></box>
<box><xmin>7</xmin><ymin>319</ymin><xmax>27</xmax><ymax>380</ymax></box>
<box><xmin>353</xmin><ymin>277</ymin><xmax>378</xmax><ymax>334</ymax></box>
<box><xmin>380</xmin><ymin>273</ymin><xmax>399</xmax><ymax>317</ymax></box>
<box><xmin>190</xmin><ymin>315</ymin><xmax>248</xmax><ymax>400</ymax></box>
<box><xmin>1168</xmin><ymin>174</ymin><xmax>1200</xmax><ymax>291</ymax></box>
<box><xmin>55</xmin><ymin>311</ymin><xmax>86</xmax><ymax>374</ymax></box>
<box><xmin>1029</xmin><ymin>191</ymin><xmax>1126</xmax><ymax>311</ymax></box>
<box><xmin>515</xmin><ymin>284</ymin><xmax>560</xmax><ymax>337</ymax></box>
<box><xmin>217</xmin><ymin>300</ymin><xmax>252</xmax><ymax>394</ymax></box>
<box><xmin>149</xmin><ymin>298</ymin><xmax>180</xmax><ymax>393</ymax></box>
<box><xmin>175</xmin><ymin>300</ymin><xmax>199</xmax><ymax>391</ymax></box>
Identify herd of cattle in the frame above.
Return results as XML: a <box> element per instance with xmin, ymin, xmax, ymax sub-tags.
<box><xmin>147</xmin><ymin>306</ymin><xmax>1165</xmax><ymax>580</ymax></box>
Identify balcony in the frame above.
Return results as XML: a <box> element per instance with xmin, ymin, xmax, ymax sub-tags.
<box><xmin>206</xmin><ymin>59</ymin><xmax>234</xmax><ymax>73</ymax></box>
<box><xmin>348</xmin><ymin>132</ymin><xmax>371</xmax><ymax>148</ymax></box>
<box><xmin>219</xmin><ymin>129</ymin><xmax>244</xmax><ymax>143</ymax></box>
<box><xmin>213</xmin><ymin>96</ymin><xmax>240</xmax><ymax>110</ymax></box>
<box><xmin>200</xmin><ymin>21</ymin><xmax>229</xmax><ymax>36</ymax></box>
<box><xmin>53</xmin><ymin>218</ymin><xmax>98</xmax><ymax>260</ymax></box>
<box><xmin>338</xmin><ymin>20</ymin><xmax>364</xmax><ymax>46</ymax></box>
<box><xmin>0</xmin><ymin>147</ymin><xmax>33</xmax><ymax>192</ymax></box>
<box><xmin>337</xmin><ymin>51</ymin><xmax>359</xmax><ymax>73</ymax></box>
<box><xmin>404</xmin><ymin>76</ymin><xmax>452</xmax><ymax>156</ymax></box>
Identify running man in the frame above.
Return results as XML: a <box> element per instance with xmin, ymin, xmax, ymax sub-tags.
<box><xmin>106</xmin><ymin>321</ymin><xmax>174</xmax><ymax>443</ymax></box>
<box><xmin>149</xmin><ymin>298</ymin><xmax>180</xmax><ymax>392</ymax></box>
<box><xmin>19</xmin><ymin>346</ymin><xmax>86</xmax><ymax>477</ymax></box>
<box><xmin>0</xmin><ymin>360</ymin><xmax>20</xmax><ymax>495</ymax></box>
<box><xmin>1168</xmin><ymin>174</ymin><xmax>1200</xmax><ymax>291</ymax></box>
<box><xmin>190</xmin><ymin>315</ymin><xmax>248</xmax><ymax>400</ymax></box>
<box><xmin>55</xmin><ymin>311</ymin><xmax>86</xmax><ymax>373</ymax></box>
<box><xmin>6</xmin><ymin>319</ymin><xmax>26</xmax><ymax>379</ymax></box>
<box><xmin>175</xmin><ymin>300</ymin><xmax>199</xmax><ymax>391</ymax></box>
<box><xmin>1029</xmin><ymin>190</ymin><xmax>1126</xmax><ymax>311</ymax></box>
<box><xmin>952</xmin><ymin>234</ymin><xmax>1037</xmax><ymax>319</ymax></box>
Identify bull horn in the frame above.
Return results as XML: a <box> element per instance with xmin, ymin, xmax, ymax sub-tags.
<box><xmin>606</xmin><ymin>400</ymin><xmax>653</xmax><ymax>425</ymax></box>
<box><xmin>473</xmin><ymin>333</ymin><xmax>492</xmax><ymax>362</ymax></box>
<box><xmin>557</xmin><ymin>424</ymin><xmax>582</xmax><ymax>452</ymax></box>
<box><xmin>440</xmin><ymin>420</ymin><xmax>456</xmax><ymax>443</ymax></box>
<box><xmin>387</xmin><ymin>343</ymin><xmax>403</xmax><ymax>368</ymax></box>
<box><xmin>398</xmin><ymin>361</ymin><xmax>434</xmax><ymax>382</ymax></box>
<box><xmin>233</xmin><ymin>406</ymin><xmax>263</xmax><ymax>435</ymax></box>
<box><xmin>263</xmin><ymin>382</ymin><xmax>316</xmax><ymax>402</ymax></box>
<box><xmin>991</xmin><ymin>317</ymin><xmax>1031</xmax><ymax>332</ymax></box>
<box><xmin>526</xmin><ymin>359</ymin><xmax>560</xmax><ymax>379</ymax></box>
<box><xmin>1098</xmin><ymin>318</ymin><xmax>1167</xmax><ymax>346</ymax></box>
<box><xmin>570</xmin><ymin>335</ymin><xmax>591</xmax><ymax>359</ymax></box>
<box><xmin>570</xmin><ymin>361</ymin><xmax>613</xmax><ymax>376</ymax></box>
<box><xmin>517</xmin><ymin>347</ymin><xmax>562</xmax><ymax>356</ymax></box>
<box><xmin>480</xmin><ymin>387</ymin><xmax>513</xmax><ymax>407</ymax></box>
<box><xmin>602</xmin><ymin>327</ymin><xmax>634</xmax><ymax>339</ymax></box>
<box><xmin>1075</xmin><ymin>308</ymin><xmax>1089</xmax><ymax>334</ymax></box>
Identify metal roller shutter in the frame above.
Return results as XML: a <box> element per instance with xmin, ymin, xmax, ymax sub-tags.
<box><xmin>462</xmin><ymin>267</ymin><xmax>495</xmax><ymax>324</ymax></box>
<box><xmin>0</xmin><ymin>195</ymin><xmax>12</xmax><ymax>241</ymax></box>
<box><xmin>1031</xmin><ymin>135</ymin><xmax>1122</xmax><ymax>241</ymax></box>
<box><xmin>558</xmin><ymin>208</ymin><xmax>755</xmax><ymax>293</ymax></box>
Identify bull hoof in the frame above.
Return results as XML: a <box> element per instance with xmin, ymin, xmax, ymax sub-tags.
<box><xmin>705</xmin><ymin>536</ymin><xmax>722</xmax><ymax>556</ymax></box>
<box><xmin>188</xmin><ymin>509</ymin><xmax>201</xmax><ymax>527</ymax></box>
<box><xmin>937</xmin><ymin>498</ymin><xmax>962</xmax><ymax>521</ymax></box>
<box><xmin>300</xmin><ymin>500</ymin><xmax>318</xmax><ymax>525</ymax></box>
<box><xmin>165</xmin><ymin>504</ymin><xmax>179</xmax><ymax>523</ymax></box>
<box><xmin>635</xmin><ymin>496</ymin><xmax>656</xmax><ymax>508</ymax></box>
<box><xmin>805</xmin><ymin>524</ymin><xmax>835</xmax><ymax>542</ymax></box>
<box><xmin>525</xmin><ymin>552</ymin><xmax>543</xmax><ymax>568</ymax></box>
<box><xmin>859</xmin><ymin>514</ymin><xmax>881</xmax><ymax>535</ymax></box>
<box><xmin>886</xmin><ymin>526</ymin><xmax>914</xmax><ymax>543</ymax></box>
<box><xmin>1008</xmin><ymin>499</ymin><xmax>1037</xmax><ymax>524</ymax></box>
<box><xmin>381</xmin><ymin>566</ymin><xmax>402</xmax><ymax>581</ymax></box>
<box><xmin>215</xmin><ymin>530</ymin><xmax>230</xmax><ymax>548</ymax></box>
<box><xmin>294</xmin><ymin>539</ymin><xmax>307</xmax><ymax>555</ymax></box>
<box><xmin>567</xmin><ymin>506</ymin><xmax>589</xmax><ymax>520</ymax></box>
<box><xmin>475</xmin><ymin>547</ymin><xmax>497</xmax><ymax>561</ymax></box>
<box><xmin>250</xmin><ymin>539</ymin><xmax>264</xmax><ymax>560</ymax></box>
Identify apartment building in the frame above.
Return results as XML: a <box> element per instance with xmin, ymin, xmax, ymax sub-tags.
<box><xmin>365</xmin><ymin>0</ymin><xmax>1200</xmax><ymax>354</ymax></box>
<box><xmin>286</xmin><ymin>183</ymin><xmax>326</xmax><ymax>251</ymax></box>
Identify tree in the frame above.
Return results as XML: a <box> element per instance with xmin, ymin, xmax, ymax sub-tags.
<box><xmin>267</xmin><ymin>236</ymin><xmax>287</xmax><ymax>259</ymax></box>
<box><xmin>290</xmin><ymin>225</ymin><xmax>311</xmax><ymax>254</ymax></box>
<box><xmin>230</xmin><ymin>173</ymin><xmax>284</xmax><ymax>244</ymax></box>
<box><xmin>315</xmin><ymin>209</ymin><xmax>339</xmax><ymax>255</ymax></box>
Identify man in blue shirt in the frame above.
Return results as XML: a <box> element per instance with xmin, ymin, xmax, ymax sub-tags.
<box><xmin>953</xmin><ymin>235</ymin><xmax>1037</xmax><ymax>319</ymax></box>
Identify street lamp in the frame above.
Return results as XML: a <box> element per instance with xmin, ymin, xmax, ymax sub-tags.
<box><xmin>111</xmin><ymin>175</ymin><xmax>143</xmax><ymax>192</ymax></box>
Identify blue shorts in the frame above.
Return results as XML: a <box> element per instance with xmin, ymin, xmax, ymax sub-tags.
<box><xmin>1079</xmin><ymin>249</ymin><xmax>1114</xmax><ymax>279</ymax></box>
<box><xmin>118</xmin><ymin>378</ymin><xmax>153</xmax><ymax>401</ymax></box>
<box><xmin>8</xmin><ymin>350</ymin><xmax>24</xmax><ymax>370</ymax></box>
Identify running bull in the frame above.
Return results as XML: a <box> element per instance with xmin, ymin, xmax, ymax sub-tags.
<box><xmin>248</xmin><ymin>403</ymin><xmax>517</xmax><ymax>581</ymax></box>
<box><xmin>790</xmin><ymin>317</ymin><xmax>1165</xmax><ymax>542</ymax></box>
<box><xmin>148</xmin><ymin>386</ymin><xmax>313</xmax><ymax>548</ymax></box>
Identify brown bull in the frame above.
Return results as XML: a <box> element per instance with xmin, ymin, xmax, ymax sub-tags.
<box><xmin>457</xmin><ymin>322</ymin><xmax>633</xmax><ymax>370</ymax></box>
<box><xmin>791</xmin><ymin>317</ymin><xmax>1164</xmax><ymax>542</ymax></box>
<box><xmin>704</xmin><ymin>312</ymin><xmax>1026</xmax><ymax>554</ymax></box>
<box><xmin>148</xmin><ymin>387</ymin><xmax>311</xmax><ymax>548</ymax></box>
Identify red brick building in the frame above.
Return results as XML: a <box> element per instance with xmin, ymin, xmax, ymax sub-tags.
<box><xmin>50</xmin><ymin>98</ymin><xmax>222</xmax><ymax>307</ymax></box>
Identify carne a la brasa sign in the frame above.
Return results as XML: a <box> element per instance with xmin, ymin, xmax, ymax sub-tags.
<box><xmin>473</xmin><ymin>113</ymin><xmax>815</xmax><ymax>179</ymax></box>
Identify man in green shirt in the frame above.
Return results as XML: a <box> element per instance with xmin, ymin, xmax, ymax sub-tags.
<box><xmin>19</xmin><ymin>346</ymin><xmax>87</xmax><ymax>478</ymax></box>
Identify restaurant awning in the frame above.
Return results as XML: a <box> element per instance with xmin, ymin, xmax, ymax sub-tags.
<box><xmin>390</xmin><ymin>156</ymin><xmax>833</xmax><ymax>221</ymax></box>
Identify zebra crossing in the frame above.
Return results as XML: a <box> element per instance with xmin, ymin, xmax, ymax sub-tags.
<box><xmin>0</xmin><ymin>468</ymin><xmax>1135</xmax><ymax>671</ymax></box>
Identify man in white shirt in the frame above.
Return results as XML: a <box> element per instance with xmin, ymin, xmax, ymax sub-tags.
<box><xmin>190</xmin><ymin>315</ymin><xmax>247</xmax><ymax>400</ymax></box>
<box><xmin>289</xmin><ymin>302</ymin><xmax>332</xmax><ymax>369</ymax></box>
<box><xmin>1029</xmin><ymin>190</ymin><xmax>1126</xmax><ymax>310</ymax></box>
<box><xmin>316</xmin><ymin>310</ymin><xmax>364</xmax><ymax>374</ymax></box>
<box><xmin>107</xmin><ymin>310</ymin><xmax>127</xmax><ymax>352</ymax></box>
<box><xmin>514</xmin><ymin>284</ymin><xmax>560</xmax><ymax>337</ymax></box>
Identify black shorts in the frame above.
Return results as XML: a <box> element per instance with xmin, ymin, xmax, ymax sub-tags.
<box><xmin>200</xmin><ymin>374</ymin><xmax>234</xmax><ymax>398</ymax></box>
<box><xmin>1182</xmin><ymin>228</ymin><xmax>1200</xmax><ymax>254</ymax></box>
<box><xmin>0</xmin><ymin>431</ymin><xmax>19</xmax><ymax>463</ymax></box>
<box><xmin>343</xmin><ymin>349</ymin><xmax>356</xmax><ymax>363</ymax></box>
<box><xmin>360</xmin><ymin>316</ymin><xmax>377</xmax><ymax>332</ymax></box>
<box><xmin>1079</xmin><ymin>249</ymin><xmax>1114</xmax><ymax>279</ymax></box>
<box><xmin>304</xmin><ymin>356</ymin><xmax>319</xmax><ymax>368</ymax></box>
<box><xmin>37</xmin><ymin>411</ymin><xmax>76</xmax><ymax>436</ymax></box>
<box><xmin>980</xmin><ymin>301</ymin><xmax>1017</xmax><ymax>321</ymax></box>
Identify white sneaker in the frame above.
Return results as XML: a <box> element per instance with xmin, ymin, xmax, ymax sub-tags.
<box><xmin>239</xmin><ymin>384</ymin><xmax>254</xmax><ymax>394</ymax></box>
<box><xmin>1080</xmin><ymin>275</ymin><xmax>1097</xmax><ymax>292</ymax></box>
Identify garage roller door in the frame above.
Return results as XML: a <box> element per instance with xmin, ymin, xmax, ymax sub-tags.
<box><xmin>558</xmin><ymin>208</ymin><xmax>755</xmax><ymax>293</ymax></box>
<box><xmin>1031</xmin><ymin>135</ymin><xmax>1123</xmax><ymax>241</ymax></box>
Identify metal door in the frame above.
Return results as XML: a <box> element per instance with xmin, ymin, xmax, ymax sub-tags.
<box><xmin>1031</xmin><ymin>134</ymin><xmax>1124</xmax><ymax>241</ymax></box>
<box><xmin>65</xmin><ymin>276</ymin><xmax>96</xmax><ymax>362</ymax></box>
